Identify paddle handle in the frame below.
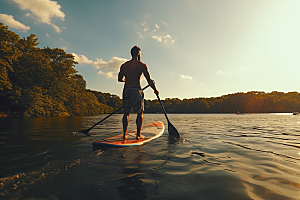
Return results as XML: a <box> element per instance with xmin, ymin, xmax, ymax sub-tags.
<box><xmin>141</xmin><ymin>85</ymin><xmax>150</xmax><ymax>90</ymax></box>
<box><xmin>92</xmin><ymin>85</ymin><xmax>150</xmax><ymax>128</ymax></box>
<box><xmin>82</xmin><ymin>85</ymin><xmax>151</xmax><ymax>133</ymax></box>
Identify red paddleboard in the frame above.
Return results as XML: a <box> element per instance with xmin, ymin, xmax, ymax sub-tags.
<box><xmin>92</xmin><ymin>121</ymin><xmax>165</xmax><ymax>148</ymax></box>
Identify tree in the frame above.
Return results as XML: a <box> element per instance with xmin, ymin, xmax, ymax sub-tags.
<box><xmin>0</xmin><ymin>24</ymin><xmax>117</xmax><ymax>117</ymax></box>
<box><xmin>0</xmin><ymin>23</ymin><xmax>21</xmax><ymax>92</ymax></box>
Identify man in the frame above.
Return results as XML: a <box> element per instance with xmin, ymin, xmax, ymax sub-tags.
<box><xmin>118</xmin><ymin>46</ymin><xmax>159</xmax><ymax>139</ymax></box>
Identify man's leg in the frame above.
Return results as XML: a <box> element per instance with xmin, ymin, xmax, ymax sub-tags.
<box><xmin>123</xmin><ymin>112</ymin><xmax>130</xmax><ymax>139</ymax></box>
<box><xmin>136</xmin><ymin>111</ymin><xmax>144</xmax><ymax>139</ymax></box>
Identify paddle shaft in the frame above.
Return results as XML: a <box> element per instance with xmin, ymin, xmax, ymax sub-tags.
<box><xmin>86</xmin><ymin>107</ymin><xmax>123</xmax><ymax>132</ymax></box>
<box><xmin>156</xmin><ymin>94</ymin><xmax>180</xmax><ymax>138</ymax></box>
<box><xmin>80</xmin><ymin>85</ymin><xmax>150</xmax><ymax>134</ymax></box>
<box><xmin>156</xmin><ymin>94</ymin><xmax>171</xmax><ymax>123</ymax></box>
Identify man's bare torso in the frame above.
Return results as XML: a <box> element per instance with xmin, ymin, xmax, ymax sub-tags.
<box><xmin>120</xmin><ymin>60</ymin><xmax>147</xmax><ymax>88</ymax></box>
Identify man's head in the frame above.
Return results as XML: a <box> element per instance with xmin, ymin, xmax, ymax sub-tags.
<box><xmin>131</xmin><ymin>46</ymin><xmax>141</xmax><ymax>59</ymax></box>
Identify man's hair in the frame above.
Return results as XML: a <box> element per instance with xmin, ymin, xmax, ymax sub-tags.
<box><xmin>131</xmin><ymin>46</ymin><xmax>141</xmax><ymax>57</ymax></box>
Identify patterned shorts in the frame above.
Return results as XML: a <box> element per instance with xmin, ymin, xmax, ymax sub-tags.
<box><xmin>123</xmin><ymin>87</ymin><xmax>144</xmax><ymax>113</ymax></box>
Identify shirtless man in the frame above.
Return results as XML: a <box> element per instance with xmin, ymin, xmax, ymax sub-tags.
<box><xmin>118</xmin><ymin>46</ymin><xmax>159</xmax><ymax>139</ymax></box>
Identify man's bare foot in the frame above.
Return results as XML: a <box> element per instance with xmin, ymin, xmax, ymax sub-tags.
<box><xmin>123</xmin><ymin>134</ymin><xmax>128</xmax><ymax>140</ymax></box>
<box><xmin>136</xmin><ymin>135</ymin><xmax>145</xmax><ymax>139</ymax></box>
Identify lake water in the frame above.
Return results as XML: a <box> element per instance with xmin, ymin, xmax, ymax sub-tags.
<box><xmin>1</xmin><ymin>114</ymin><xmax>300</xmax><ymax>200</ymax></box>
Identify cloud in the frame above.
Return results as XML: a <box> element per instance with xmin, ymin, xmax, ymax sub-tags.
<box><xmin>151</xmin><ymin>35</ymin><xmax>162</xmax><ymax>42</ymax></box>
<box><xmin>138</xmin><ymin>20</ymin><xmax>175</xmax><ymax>44</ymax></box>
<box><xmin>97</xmin><ymin>71</ymin><xmax>117</xmax><ymax>79</ymax></box>
<box><xmin>179</xmin><ymin>74</ymin><xmax>193</xmax><ymax>80</ymax></box>
<box><xmin>150</xmin><ymin>29</ymin><xmax>157</xmax><ymax>34</ymax></box>
<box><xmin>11</xmin><ymin>0</ymin><xmax>65</xmax><ymax>33</ymax></box>
<box><xmin>137</xmin><ymin>32</ymin><xmax>143</xmax><ymax>38</ymax></box>
<box><xmin>141</xmin><ymin>22</ymin><xmax>148</xmax><ymax>27</ymax></box>
<box><xmin>239</xmin><ymin>66</ymin><xmax>251</xmax><ymax>72</ymax></box>
<box><xmin>72</xmin><ymin>53</ymin><xmax>127</xmax><ymax>79</ymax></box>
<box><xmin>52</xmin><ymin>23</ymin><xmax>62</xmax><ymax>33</ymax></box>
<box><xmin>94</xmin><ymin>57</ymin><xmax>127</xmax><ymax>71</ymax></box>
<box><xmin>216</xmin><ymin>71</ymin><xmax>231</xmax><ymax>76</ymax></box>
<box><xmin>0</xmin><ymin>14</ymin><xmax>30</xmax><ymax>31</ymax></box>
<box><xmin>72</xmin><ymin>53</ymin><xmax>94</xmax><ymax>66</ymax></box>
<box><xmin>151</xmin><ymin>34</ymin><xmax>175</xmax><ymax>44</ymax></box>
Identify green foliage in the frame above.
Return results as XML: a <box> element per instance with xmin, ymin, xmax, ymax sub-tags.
<box><xmin>22</xmin><ymin>86</ymin><xmax>67</xmax><ymax>117</ymax></box>
<box><xmin>144</xmin><ymin>91</ymin><xmax>300</xmax><ymax>113</ymax></box>
<box><xmin>0</xmin><ymin>23</ymin><xmax>116</xmax><ymax>117</ymax></box>
<box><xmin>0</xmin><ymin>23</ymin><xmax>21</xmax><ymax>91</ymax></box>
<box><xmin>89</xmin><ymin>90</ymin><xmax>122</xmax><ymax>109</ymax></box>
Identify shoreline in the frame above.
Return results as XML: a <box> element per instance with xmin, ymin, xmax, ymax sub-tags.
<box><xmin>0</xmin><ymin>112</ymin><xmax>297</xmax><ymax>118</ymax></box>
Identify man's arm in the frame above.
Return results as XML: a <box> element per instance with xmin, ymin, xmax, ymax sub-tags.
<box><xmin>118</xmin><ymin>65</ymin><xmax>125</xmax><ymax>82</ymax></box>
<box><xmin>143</xmin><ymin>65</ymin><xmax>159</xmax><ymax>94</ymax></box>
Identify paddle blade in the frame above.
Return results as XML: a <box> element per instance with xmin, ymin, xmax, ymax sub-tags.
<box><xmin>78</xmin><ymin>129</ymin><xmax>91</xmax><ymax>136</ymax></box>
<box><xmin>168</xmin><ymin>122</ymin><xmax>180</xmax><ymax>138</ymax></box>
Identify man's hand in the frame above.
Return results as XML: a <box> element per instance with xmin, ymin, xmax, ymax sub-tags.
<box><xmin>118</xmin><ymin>74</ymin><xmax>126</xmax><ymax>82</ymax></box>
<box><xmin>151</xmin><ymin>79</ymin><xmax>159</xmax><ymax>95</ymax></box>
<box><xmin>117</xmin><ymin>66</ymin><xmax>126</xmax><ymax>82</ymax></box>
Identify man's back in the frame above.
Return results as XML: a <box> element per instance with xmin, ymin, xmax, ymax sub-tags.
<box><xmin>119</xmin><ymin>60</ymin><xmax>146</xmax><ymax>88</ymax></box>
<box><xmin>118</xmin><ymin>45</ymin><xmax>159</xmax><ymax>139</ymax></box>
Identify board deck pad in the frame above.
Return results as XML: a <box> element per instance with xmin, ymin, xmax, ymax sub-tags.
<box><xmin>92</xmin><ymin>121</ymin><xmax>165</xmax><ymax>148</ymax></box>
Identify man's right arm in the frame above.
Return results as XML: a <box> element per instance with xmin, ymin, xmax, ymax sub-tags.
<box><xmin>118</xmin><ymin>65</ymin><xmax>125</xmax><ymax>82</ymax></box>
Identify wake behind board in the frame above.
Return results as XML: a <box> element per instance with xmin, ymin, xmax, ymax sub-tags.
<box><xmin>92</xmin><ymin>121</ymin><xmax>165</xmax><ymax>148</ymax></box>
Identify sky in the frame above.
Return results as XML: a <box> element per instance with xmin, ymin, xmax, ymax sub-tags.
<box><xmin>0</xmin><ymin>0</ymin><xmax>299</xmax><ymax>100</ymax></box>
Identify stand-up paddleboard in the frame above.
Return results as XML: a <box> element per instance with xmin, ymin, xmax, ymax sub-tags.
<box><xmin>92</xmin><ymin>121</ymin><xmax>165</xmax><ymax>148</ymax></box>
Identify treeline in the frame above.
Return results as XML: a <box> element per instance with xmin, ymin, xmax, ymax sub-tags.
<box><xmin>88</xmin><ymin>90</ymin><xmax>122</xmax><ymax>110</ymax></box>
<box><xmin>144</xmin><ymin>91</ymin><xmax>300</xmax><ymax>113</ymax></box>
<box><xmin>0</xmin><ymin>23</ymin><xmax>117</xmax><ymax>117</ymax></box>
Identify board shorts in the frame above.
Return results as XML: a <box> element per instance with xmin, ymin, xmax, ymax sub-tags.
<box><xmin>123</xmin><ymin>87</ymin><xmax>144</xmax><ymax>113</ymax></box>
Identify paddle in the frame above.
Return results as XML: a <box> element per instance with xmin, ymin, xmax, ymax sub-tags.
<box><xmin>78</xmin><ymin>85</ymin><xmax>150</xmax><ymax>136</ymax></box>
<box><xmin>156</xmin><ymin>94</ymin><xmax>180</xmax><ymax>138</ymax></box>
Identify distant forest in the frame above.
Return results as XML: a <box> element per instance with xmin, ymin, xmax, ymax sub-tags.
<box><xmin>144</xmin><ymin>91</ymin><xmax>300</xmax><ymax>114</ymax></box>
<box><xmin>1</xmin><ymin>23</ymin><xmax>300</xmax><ymax>117</ymax></box>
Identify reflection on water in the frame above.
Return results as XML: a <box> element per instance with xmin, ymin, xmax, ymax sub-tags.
<box><xmin>0</xmin><ymin>116</ymin><xmax>86</xmax><ymax>178</ymax></box>
<box><xmin>116</xmin><ymin>146</ymin><xmax>147</xmax><ymax>200</ymax></box>
<box><xmin>0</xmin><ymin>114</ymin><xmax>300</xmax><ymax>199</ymax></box>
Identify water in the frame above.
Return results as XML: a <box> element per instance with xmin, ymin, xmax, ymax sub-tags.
<box><xmin>1</xmin><ymin>114</ymin><xmax>300</xmax><ymax>200</ymax></box>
